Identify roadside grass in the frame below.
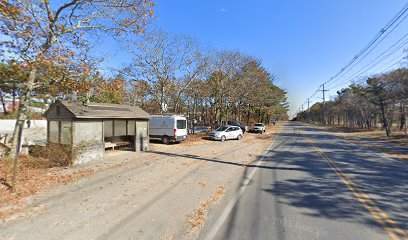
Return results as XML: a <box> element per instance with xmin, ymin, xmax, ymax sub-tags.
<box><xmin>350</xmin><ymin>130</ymin><xmax>408</xmax><ymax>146</ymax></box>
<box><xmin>182</xmin><ymin>133</ymin><xmax>208</xmax><ymax>146</ymax></box>
<box><xmin>327</xmin><ymin>126</ymin><xmax>408</xmax><ymax>147</ymax></box>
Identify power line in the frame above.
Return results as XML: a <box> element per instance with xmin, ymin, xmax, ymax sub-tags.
<box><xmin>328</xmin><ymin>11</ymin><xmax>408</xmax><ymax>85</ymax></box>
<box><xmin>323</xmin><ymin>2</ymin><xmax>408</xmax><ymax>87</ymax></box>
<box><xmin>295</xmin><ymin>3</ymin><xmax>408</xmax><ymax>115</ymax></box>
<box><xmin>328</xmin><ymin>39</ymin><xmax>408</xmax><ymax>89</ymax></box>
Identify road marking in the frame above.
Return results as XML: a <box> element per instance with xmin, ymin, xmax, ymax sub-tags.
<box><xmin>307</xmin><ymin>138</ymin><xmax>407</xmax><ymax>240</ymax></box>
<box><xmin>204</xmin><ymin>124</ymin><xmax>285</xmax><ymax>240</ymax></box>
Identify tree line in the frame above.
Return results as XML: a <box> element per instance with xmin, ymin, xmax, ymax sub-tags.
<box><xmin>296</xmin><ymin>68</ymin><xmax>408</xmax><ymax>136</ymax></box>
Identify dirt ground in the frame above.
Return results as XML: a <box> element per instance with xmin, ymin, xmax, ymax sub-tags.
<box><xmin>0</xmin><ymin>124</ymin><xmax>282</xmax><ymax>240</ymax></box>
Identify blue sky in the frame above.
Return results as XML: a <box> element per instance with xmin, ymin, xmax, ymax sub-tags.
<box><xmin>102</xmin><ymin>0</ymin><xmax>408</xmax><ymax>118</ymax></box>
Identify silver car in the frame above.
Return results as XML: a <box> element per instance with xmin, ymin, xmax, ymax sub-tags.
<box><xmin>209</xmin><ymin>125</ymin><xmax>243</xmax><ymax>141</ymax></box>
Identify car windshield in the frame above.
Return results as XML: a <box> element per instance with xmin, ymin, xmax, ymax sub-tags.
<box><xmin>215</xmin><ymin>126</ymin><xmax>228</xmax><ymax>131</ymax></box>
<box><xmin>255</xmin><ymin>123</ymin><xmax>263</xmax><ymax>126</ymax></box>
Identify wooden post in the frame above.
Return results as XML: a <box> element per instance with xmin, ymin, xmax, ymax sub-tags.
<box><xmin>134</xmin><ymin>120</ymin><xmax>138</xmax><ymax>152</ymax></box>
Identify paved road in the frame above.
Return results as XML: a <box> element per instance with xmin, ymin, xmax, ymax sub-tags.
<box><xmin>200</xmin><ymin>122</ymin><xmax>408</xmax><ymax>240</ymax></box>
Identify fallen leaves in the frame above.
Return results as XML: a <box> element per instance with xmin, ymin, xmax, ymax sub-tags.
<box><xmin>187</xmin><ymin>185</ymin><xmax>225</xmax><ymax>234</ymax></box>
<box><xmin>0</xmin><ymin>162</ymin><xmax>94</xmax><ymax>221</ymax></box>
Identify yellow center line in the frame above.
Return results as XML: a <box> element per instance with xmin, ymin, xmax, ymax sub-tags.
<box><xmin>306</xmin><ymin>137</ymin><xmax>407</xmax><ymax>240</ymax></box>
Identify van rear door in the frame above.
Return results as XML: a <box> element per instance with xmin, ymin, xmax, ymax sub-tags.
<box><xmin>175</xmin><ymin>118</ymin><xmax>188</xmax><ymax>139</ymax></box>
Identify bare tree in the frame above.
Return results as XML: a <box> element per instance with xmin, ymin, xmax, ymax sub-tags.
<box><xmin>124</xmin><ymin>30</ymin><xmax>207</xmax><ymax>113</ymax></box>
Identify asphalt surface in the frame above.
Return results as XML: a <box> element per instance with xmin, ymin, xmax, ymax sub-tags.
<box><xmin>200</xmin><ymin>122</ymin><xmax>408</xmax><ymax>240</ymax></box>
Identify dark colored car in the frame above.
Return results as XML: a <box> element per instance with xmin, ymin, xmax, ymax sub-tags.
<box><xmin>189</xmin><ymin>126</ymin><xmax>210</xmax><ymax>134</ymax></box>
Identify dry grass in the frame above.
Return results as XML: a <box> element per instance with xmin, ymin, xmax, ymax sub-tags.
<box><xmin>351</xmin><ymin>130</ymin><xmax>408</xmax><ymax>145</ymax></box>
<box><xmin>328</xmin><ymin>126</ymin><xmax>408</xmax><ymax>146</ymax></box>
<box><xmin>181</xmin><ymin>133</ymin><xmax>208</xmax><ymax>147</ymax></box>
<box><xmin>187</xmin><ymin>185</ymin><xmax>225</xmax><ymax>234</ymax></box>
<box><xmin>0</xmin><ymin>155</ymin><xmax>94</xmax><ymax>221</ymax></box>
<box><xmin>328</xmin><ymin>130</ymin><xmax>408</xmax><ymax>161</ymax></box>
<box><xmin>30</xmin><ymin>144</ymin><xmax>74</xmax><ymax>167</ymax></box>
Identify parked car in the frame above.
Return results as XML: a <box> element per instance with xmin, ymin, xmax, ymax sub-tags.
<box><xmin>222</xmin><ymin>121</ymin><xmax>248</xmax><ymax>134</ymax></box>
<box><xmin>209</xmin><ymin>125</ymin><xmax>243</xmax><ymax>141</ymax></box>
<box><xmin>149</xmin><ymin>115</ymin><xmax>188</xmax><ymax>144</ymax></box>
<box><xmin>189</xmin><ymin>126</ymin><xmax>210</xmax><ymax>134</ymax></box>
<box><xmin>250</xmin><ymin>123</ymin><xmax>266</xmax><ymax>133</ymax></box>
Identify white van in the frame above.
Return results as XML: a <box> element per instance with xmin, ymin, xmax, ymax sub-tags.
<box><xmin>149</xmin><ymin>115</ymin><xmax>188</xmax><ymax>144</ymax></box>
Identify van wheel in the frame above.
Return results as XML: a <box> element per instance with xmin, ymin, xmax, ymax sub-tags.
<box><xmin>221</xmin><ymin>136</ymin><xmax>226</xmax><ymax>142</ymax></box>
<box><xmin>237</xmin><ymin>134</ymin><xmax>242</xmax><ymax>140</ymax></box>
<box><xmin>162</xmin><ymin>136</ymin><xmax>170</xmax><ymax>145</ymax></box>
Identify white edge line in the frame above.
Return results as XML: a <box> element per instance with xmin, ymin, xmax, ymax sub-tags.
<box><xmin>204</xmin><ymin>124</ymin><xmax>285</xmax><ymax>240</ymax></box>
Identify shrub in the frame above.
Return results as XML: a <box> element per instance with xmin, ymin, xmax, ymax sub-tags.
<box><xmin>19</xmin><ymin>155</ymin><xmax>52</xmax><ymax>169</ymax></box>
<box><xmin>30</xmin><ymin>144</ymin><xmax>73</xmax><ymax>167</ymax></box>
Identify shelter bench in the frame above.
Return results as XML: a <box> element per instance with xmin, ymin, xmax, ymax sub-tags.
<box><xmin>104</xmin><ymin>142</ymin><xmax>117</xmax><ymax>150</ymax></box>
<box><xmin>114</xmin><ymin>141</ymin><xmax>132</xmax><ymax>148</ymax></box>
<box><xmin>104</xmin><ymin>136</ymin><xmax>134</xmax><ymax>150</ymax></box>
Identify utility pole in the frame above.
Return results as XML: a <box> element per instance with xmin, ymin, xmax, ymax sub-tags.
<box><xmin>319</xmin><ymin>84</ymin><xmax>329</xmax><ymax>125</ymax></box>
<box><xmin>307</xmin><ymin>98</ymin><xmax>310</xmax><ymax>123</ymax></box>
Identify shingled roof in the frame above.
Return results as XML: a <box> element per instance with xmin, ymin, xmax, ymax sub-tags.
<box><xmin>44</xmin><ymin>100</ymin><xmax>150</xmax><ymax>119</ymax></box>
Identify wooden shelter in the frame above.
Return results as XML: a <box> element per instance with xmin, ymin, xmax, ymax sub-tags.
<box><xmin>43</xmin><ymin>100</ymin><xmax>150</xmax><ymax>164</ymax></box>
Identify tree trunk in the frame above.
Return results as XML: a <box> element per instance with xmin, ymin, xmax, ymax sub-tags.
<box><xmin>246</xmin><ymin>105</ymin><xmax>251</xmax><ymax>125</ymax></box>
<box><xmin>379</xmin><ymin>99</ymin><xmax>390</xmax><ymax>137</ymax></box>
<box><xmin>0</xmin><ymin>89</ymin><xmax>7</xmax><ymax>114</ymax></box>
<box><xmin>12</xmin><ymin>85</ymin><xmax>16</xmax><ymax>112</ymax></box>
<box><xmin>160</xmin><ymin>83</ymin><xmax>165</xmax><ymax>114</ymax></box>
<box><xmin>9</xmin><ymin>67</ymin><xmax>37</xmax><ymax>192</ymax></box>
<box><xmin>400</xmin><ymin>102</ymin><xmax>405</xmax><ymax>131</ymax></box>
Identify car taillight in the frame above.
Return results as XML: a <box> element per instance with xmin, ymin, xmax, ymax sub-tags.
<box><xmin>174</xmin><ymin>128</ymin><xmax>177</xmax><ymax>138</ymax></box>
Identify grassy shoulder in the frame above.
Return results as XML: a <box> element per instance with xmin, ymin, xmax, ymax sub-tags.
<box><xmin>326</xmin><ymin>126</ymin><xmax>408</xmax><ymax>147</ymax></box>
<box><xmin>303</xmin><ymin>123</ymin><xmax>408</xmax><ymax>161</ymax></box>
